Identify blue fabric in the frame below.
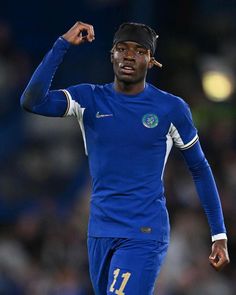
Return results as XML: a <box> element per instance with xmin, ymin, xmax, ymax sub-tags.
<box><xmin>20</xmin><ymin>37</ymin><xmax>70</xmax><ymax>116</ymax></box>
<box><xmin>20</xmin><ymin>37</ymin><xmax>227</xmax><ymax>242</ymax></box>
<box><xmin>87</xmin><ymin>237</ymin><xmax>168</xmax><ymax>295</ymax></box>
<box><xmin>65</xmin><ymin>82</ymin><xmax>204</xmax><ymax>241</ymax></box>
<box><xmin>181</xmin><ymin>141</ymin><xmax>226</xmax><ymax>236</ymax></box>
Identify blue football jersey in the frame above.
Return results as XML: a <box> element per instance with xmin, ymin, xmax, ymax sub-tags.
<box><xmin>62</xmin><ymin>83</ymin><xmax>198</xmax><ymax>242</ymax></box>
<box><xmin>20</xmin><ymin>37</ymin><xmax>226</xmax><ymax>242</ymax></box>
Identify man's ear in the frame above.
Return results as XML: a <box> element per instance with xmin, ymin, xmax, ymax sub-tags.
<box><xmin>149</xmin><ymin>57</ymin><xmax>163</xmax><ymax>69</ymax></box>
<box><xmin>110</xmin><ymin>46</ymin><xmax>115</xmax><ymax>64</ymax></box>
<box><xmin>110</xmin><ymin>52</ymin><xmax>114</xmax><ymax>63</ymax></box>
<box><xmin>148</xmin><ymin>58</ymin><xmax>155</xmax><ymax>69</ymax></box>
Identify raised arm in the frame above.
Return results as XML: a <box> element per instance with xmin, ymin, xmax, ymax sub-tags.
<box><xmin>20</xmin><ymin>21</ymin><xmax>95</xmax><ymax>117</ymax></box>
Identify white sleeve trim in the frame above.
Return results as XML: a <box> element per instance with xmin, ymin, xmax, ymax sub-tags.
<box><xmin>169</xmin><ymin>123</ymin><xmax>199</xmax><ymax>150</ymax></box>
<box><xmin>61</xmin><ymin>89</ymin><xmax>82</xmax><ymax>119</ymax></box>
<box><xmin>61</xmin><ymin>89</ymin><xmax>88</xmax><ymax>155</ymax></box>
<box><xmin>180</xmin><ymin>134</ymin><xmax>199</xmax><ymax>150</ymax></box>
<box><xmin>161</xmin><ymin>131</ymin><xmax>173</xmax><ymax>180</ymax></box>
<box><xmin>212</xmin><ymin>233</ymin><xmax>227</xmax><ymax>242</ymax></box>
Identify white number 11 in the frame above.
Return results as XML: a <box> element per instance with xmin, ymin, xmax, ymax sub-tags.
<box><xmin>109</xmin><ymin>268</ymin><xmax>131</xmax><ymax>295</ymax></box>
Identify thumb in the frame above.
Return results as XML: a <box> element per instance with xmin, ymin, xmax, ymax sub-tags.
<box><xmin>209</xmin><ymin>247</ymin><xmax>218</xmax><ymax>261</ymax></box>
<box><xmin>209</xmin><ymin>252</ymin><xmax>216</xmax><ymax>259</ymax></box>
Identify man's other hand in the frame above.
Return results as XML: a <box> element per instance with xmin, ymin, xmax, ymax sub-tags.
<box><xmin>209</xmin><ymin>239</ymin><xmax>230</xmax><ymax>271</ymax></box>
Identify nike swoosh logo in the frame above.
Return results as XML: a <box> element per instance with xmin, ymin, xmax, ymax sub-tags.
<box><xmin>96</xmin><ymin>112</ymin><xmax>113</xmax><ymax>118</ymax></box>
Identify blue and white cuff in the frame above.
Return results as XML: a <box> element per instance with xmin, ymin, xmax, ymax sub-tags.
<box><xmin>212</xmin><ymin>233</ymin><xmax>227</xmax><ymax>242</ymax></box>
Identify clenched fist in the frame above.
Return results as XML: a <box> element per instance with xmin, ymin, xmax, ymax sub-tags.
<box><xmin>209</xmin><ymin>239</ymin><xmax>230</xmax><ymax>271</ymax></box>
<box><xmin>62</xmin><ymin>21</ymin><xmax>95</xmax><ymax>45</ymax></box>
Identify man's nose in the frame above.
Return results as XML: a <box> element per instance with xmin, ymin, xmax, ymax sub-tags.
<box><xmin>124</xmin><ymin>49</ymin><xmax>135</xmax><ymax>60</ymax></box>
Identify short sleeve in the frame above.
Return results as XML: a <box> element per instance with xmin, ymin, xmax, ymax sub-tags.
<box><xmin>169</xmin><ymin>99</ymin><xmax>198</xmax><ymax>150</ymax></box>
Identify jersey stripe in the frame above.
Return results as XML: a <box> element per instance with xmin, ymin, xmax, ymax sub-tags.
<box><xmin>61</xmin><ymin>89</ymin><xmax>70</xmax><ymax>116</ymax></box>
<box><xmin>169</xmin><ymin>123</ymin><xmax>198</xmax><ymax>150</ymax></box>
<box><xmin>161</xmin><ymin>132</ymin><xmax>173</xmax><ymax>180</ymax></box>
<box><xmin>180</xmin><ymin>134</ymin><xmax>199</xmax><ymax>150</ymax></box>
<box><xmin>79</xmin><ymin>108</ymin><xmax>88</xmax><ymax>155</ymax></box>
<box><xmin>61</xmin><ymin>89</ymin><xmax>88</xmax><ymax>155</ymax></box>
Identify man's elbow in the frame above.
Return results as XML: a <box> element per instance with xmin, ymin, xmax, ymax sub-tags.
<box><xmin>188</xmin><ymin>157</ymin><xmax>211</xmax><ymax>179</ymax></box>
<box><xmin>20</xmin><ymin>83</ymin><xmax>45</xmax><ymax>112</ymax></box>
<box><xmin>20</xmin><ymin>96</ymin><xmax>30</xmax><ymax>112</ymax></box>
<box><xmin>20</xmin><ymin>90</ymin><xmax>34</xmax><ymax>112</ymax></box>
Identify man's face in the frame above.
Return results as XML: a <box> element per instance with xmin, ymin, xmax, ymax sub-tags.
<box><xmin>111</xmin><ymin>41</ymin><xmax>152</xmax><ymax>84</ymax></box>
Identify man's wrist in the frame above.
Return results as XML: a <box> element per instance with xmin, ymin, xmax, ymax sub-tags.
<box><xmin>58</xmin><ymin>36</ymin><xmax>71</xmax><ymax>48</ymax></box>
<box><xmin>212</xmin><ymin>233</ymin><xmax>227</xmax><ymax>242</ymax></box>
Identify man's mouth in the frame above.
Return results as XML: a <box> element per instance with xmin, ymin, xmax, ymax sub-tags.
<box><xmin>119</xmin><ymin>64</ymin><xmax>135</xmax><ymax>74</ymax></box>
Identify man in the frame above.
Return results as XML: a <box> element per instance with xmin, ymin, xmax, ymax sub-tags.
<box><xmin>20</xmin><ymin>21</ymin><xmax>229</xmax><ymax>295</ymax></box>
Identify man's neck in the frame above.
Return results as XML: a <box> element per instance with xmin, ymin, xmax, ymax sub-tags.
<box><xmin>114</xmin><ymin>78</ymin><xmax>145</xmax><ymax>95</ymax></box>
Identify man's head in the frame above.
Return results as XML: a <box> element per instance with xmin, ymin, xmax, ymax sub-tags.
<box><xmin>113</xmin><ymin>22</ymin><xmax>158</xmax><ymax>56</ymax></box>
<box><xmin>111</xmin><ymin>22</ymin><xmax>161</xmax><ymax>85</ymax></box>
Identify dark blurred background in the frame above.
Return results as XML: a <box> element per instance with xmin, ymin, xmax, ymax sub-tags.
<box><xmin>0</xmin><ymin>0</ymin><xmax>236</xmax><ymax>294</ymax></box>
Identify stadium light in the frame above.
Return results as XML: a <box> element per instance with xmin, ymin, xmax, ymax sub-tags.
<box><xmin>200</xmin><ymin>57</ymin><xmax>235</xmax><ymax>102</ymax></box>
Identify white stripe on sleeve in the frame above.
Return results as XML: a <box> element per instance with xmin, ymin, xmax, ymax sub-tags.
<box><xmin>161</xmin><ymin>131</ymin><xmax>173</xmax><ymax>180</ymax></box>
<box><xmin>61</xmin><ymin>89</ymin><xmax>88</xmax><ymax>155</ymax></box>
<box><xmin>169</xmin><ymin>123</ymin><xmax>198</xmax><ymax>150</ymax></box>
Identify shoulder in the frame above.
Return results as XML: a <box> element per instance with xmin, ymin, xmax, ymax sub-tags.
<box><xmin>64</xmin><ymin>83</ymin><xmax>111</xmax><ymax>109</ymax></box>
<box><xmin>68</xmin><ymin>83</ymin><xmax>95</xmax><ymax>93</ymax></box>
<box><xmin>147</xmin><ymin>83</ymin><xmax>188</xmax><ymax>109</ymax></box>
<box><xmin>65</xmin><ymin>83</ymin><xmax>108</xmax><ymax>101</ymax></box>
<box><xmin>68</xmin><ymin>83</ymin><xmax>111</xmax><ymax>95</ymax></box>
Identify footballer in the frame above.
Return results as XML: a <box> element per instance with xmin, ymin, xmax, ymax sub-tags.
<box><xmin>20</xmin><ymin>21</ymin><xmax>229</xmax><ymax>295</ymax></box>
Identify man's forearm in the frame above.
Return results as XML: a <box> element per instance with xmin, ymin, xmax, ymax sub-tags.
<box><xmin>20</xmin><ymin>37</ymin><xmax>70</xmax><ymax>112</ymax></box>
<box><xmin>181</xmin><ymin>141</ymin><xmax>227</xmax><ymax>240</ymax></box>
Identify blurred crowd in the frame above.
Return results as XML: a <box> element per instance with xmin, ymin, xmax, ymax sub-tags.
<box><xmin>0</xmin><ymin>0</ymin><xmax>236</xmax><ymax>294</ymax></box>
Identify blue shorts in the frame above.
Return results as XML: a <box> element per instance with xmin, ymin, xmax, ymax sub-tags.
<box><xmin>87</xmin><ymin>237</ymin><xmax>168</xmax><ymax>295</ymax></box>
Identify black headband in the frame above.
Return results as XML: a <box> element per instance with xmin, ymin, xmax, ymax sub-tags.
<box><xmin>113</xmin><ymin>22</ymin><xmax>158</xmax><ymax>55</ymax></box>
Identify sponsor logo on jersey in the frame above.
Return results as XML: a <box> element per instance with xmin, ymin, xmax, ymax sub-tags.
<box><xmin>96</xmin><ymin>111</ymin><xmax>113</xmax><ymax>118</ymax></box>
<box><xmin>142</xmin><ymin>113</ymin><xmax>158</xmax><ymax>128</ymax></box>
<box><xmin>140</xmin><ymin>227</ymin><xmax>152</xmax><ymax>233</ymax></box>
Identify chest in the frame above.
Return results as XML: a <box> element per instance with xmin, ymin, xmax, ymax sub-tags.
<box><xmin>83</xmin><ymin>96</ymin><xmax>170</xmax><ymax>148</ymax></box>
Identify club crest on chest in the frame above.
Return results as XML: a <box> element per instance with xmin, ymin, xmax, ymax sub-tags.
<box><xmin>142</xmin><ymin>113</ymin><xmax>159</xmax><ymax>128</ymax></box>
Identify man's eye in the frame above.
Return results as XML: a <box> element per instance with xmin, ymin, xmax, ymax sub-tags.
<box><xmin>137</xmin><ymin>50</ymin><xmax>145</xmax><ymax>55</ymax></box>
<box><xmin>117</xmin><ymin>47</ymin><xmax>125</xmax><ymax>52</ymax></box>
